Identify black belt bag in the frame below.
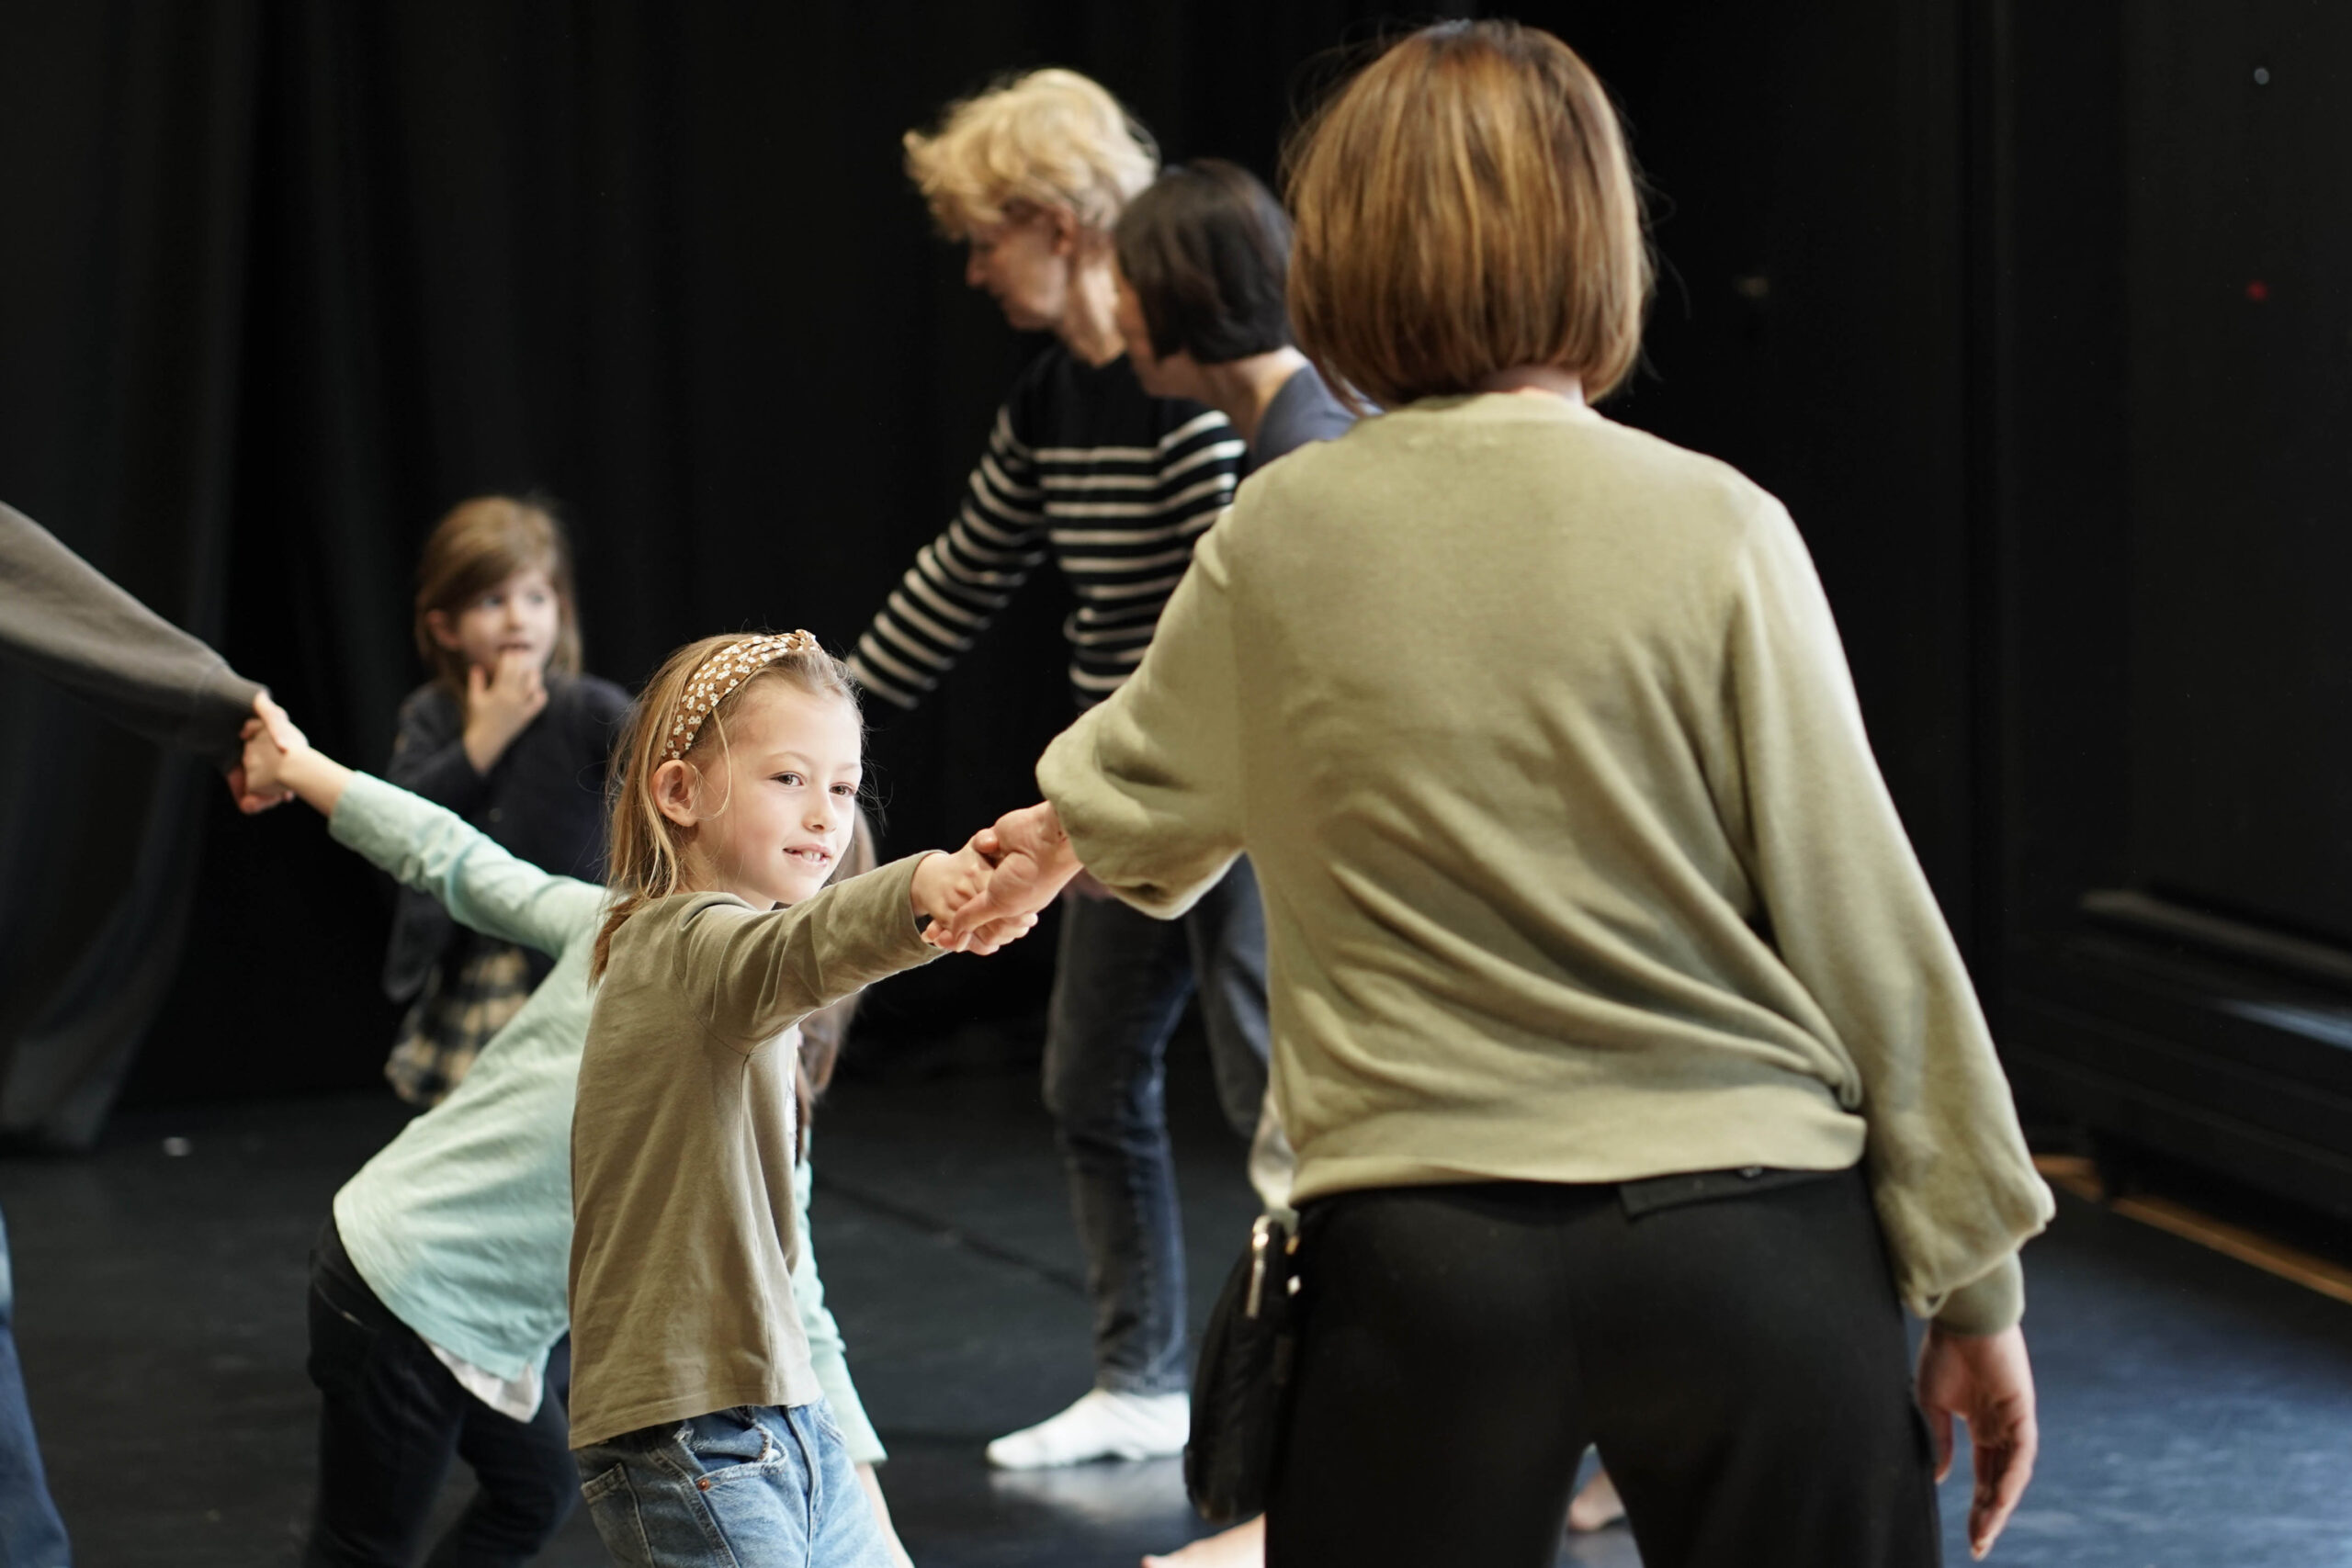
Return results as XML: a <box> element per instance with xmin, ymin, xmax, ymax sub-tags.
<box><xmin>1184</xmin><ymin>1213</ymin><xmax>1301</xmax><ymax>1524</ymax></box>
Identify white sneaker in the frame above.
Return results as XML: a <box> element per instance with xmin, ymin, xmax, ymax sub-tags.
<box><xmin>984</xmin><ymin>1388</ymin><xmax>1191</xmax><ymax>1469</ymax></box>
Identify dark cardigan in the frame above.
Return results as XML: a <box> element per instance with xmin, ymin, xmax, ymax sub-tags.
<box><xmin>380</xmin><ymin>671</ymin><xmax>631</xmax><ymax>1001</ymax></box>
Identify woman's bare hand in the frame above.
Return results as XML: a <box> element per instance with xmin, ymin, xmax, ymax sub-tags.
<box><xmin>933</xmin><ymin>803</ymin><xmax>1082</xmax><ymax>941</ymax></box>
<box><xmin>1916</xmin><ymin>1323</ymin><xmax>2038</xmax><ymax>1559</ymax></box>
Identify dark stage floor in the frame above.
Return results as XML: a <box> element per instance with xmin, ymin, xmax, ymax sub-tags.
<box><xmin>4</xmin><ymin>1049</ymin><xmax>2351</xmax><ymax>1567</ymax></box>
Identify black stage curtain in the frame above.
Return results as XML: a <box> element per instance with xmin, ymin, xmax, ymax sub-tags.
<box><xmin>0</xmin><ymin>2</ymin><xmax>1485</xmax><ymax>1132</ymax></box>
<box><xmin>2</xmin><ymin>0</ymin><xmax>1998</xmax><ymax>1131</ymax></box>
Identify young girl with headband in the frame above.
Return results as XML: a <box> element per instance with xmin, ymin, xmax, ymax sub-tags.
<box><xmin>232</xmin><ymin>694</ymin><xmax>916</xmax><ymax>1566</ymax></box>
<box><xmin>564</xmin><ymin>631</ymin><xmax>1029</xmax><ymax>1567</ymax></box>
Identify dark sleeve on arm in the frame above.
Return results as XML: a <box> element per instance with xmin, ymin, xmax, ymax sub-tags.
<box><xmin>383</xmin><ymin>686</ymin><xmax>490</xmax><ymax>816</ymax></box>
<box><xmin>0</xmin><ymin>501</ymin><xmax>260</xmax><ymax>765</ymax></box>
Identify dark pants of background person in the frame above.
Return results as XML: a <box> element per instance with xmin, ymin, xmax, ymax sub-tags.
<box><xmin>1266</xmin><ymin>1168</ymin><xmax>1942</xmax><ymax>1568</ymax></box>
<box><xmin>0</xmin><ymin>1206</ymin><xmax>71</xmax><ymax>1567</ymax></box>
<box><xmin>304</xmin><ymin>1221</ymin><xmax>577</xmax><ymax>1568</ymax></box>
<box><xmin>1045</xmin><ymin>857</ymin><xmax>1271</xmax><ymax>1396</ymax></box>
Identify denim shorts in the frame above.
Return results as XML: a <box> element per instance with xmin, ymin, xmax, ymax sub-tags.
<box><xmin>574</xmin><ymin>1401</ymin><xmax>891</xmax><ymax>1568</ymax></box>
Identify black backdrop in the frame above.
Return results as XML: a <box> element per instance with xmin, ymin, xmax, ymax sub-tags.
<box><xmin>1</xmin><ymin>1</ymin><xmax>2151</xmax><ymax>1135</ymax></box>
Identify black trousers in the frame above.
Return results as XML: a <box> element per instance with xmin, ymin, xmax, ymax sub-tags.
<box><xmin>1265</xmin><ymin>1168</ymin><xmax>1940</xmax><ymax>1568</ymax></box>
<box><xmin>303</xmin><ymin>1221</ymin><xmax>577</xmax><ymax>1568</ymax></box>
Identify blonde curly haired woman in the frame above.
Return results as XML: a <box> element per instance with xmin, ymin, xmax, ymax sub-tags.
<box><xmin>846</xmin><ymin>69</ymin><xmax>1276</xmax><ymax>1472</ymax></box>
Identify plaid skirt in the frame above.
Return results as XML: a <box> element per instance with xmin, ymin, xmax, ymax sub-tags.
<box><xmin>384</xmin><ymin>941</ymin><xmax>532</xmax><ymax>1108</ymax></box>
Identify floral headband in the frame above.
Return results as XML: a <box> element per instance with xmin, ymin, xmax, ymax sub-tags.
<box><xmin>662</xmin><ymin>630</ymin><xmax>822</xmax><ymax>761</ymax></box>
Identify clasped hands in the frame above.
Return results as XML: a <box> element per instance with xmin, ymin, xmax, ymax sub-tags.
<box><xmin>923</xmin><ymin>802</ymin><xmax>1083</xmax><ymax>954</ymax></box>
<box><xmin>228</xmin><ymin>692</ymin><xmax>308</xmax><ymax>813</ymax></box>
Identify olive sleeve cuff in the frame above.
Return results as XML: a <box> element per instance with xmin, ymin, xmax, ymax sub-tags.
<box><xmin>1928</xmin><ymin>1252</ymin><xmax>2023</xmax><ymax>1335</ymax></box>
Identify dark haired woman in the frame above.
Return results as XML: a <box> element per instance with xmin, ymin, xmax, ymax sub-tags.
<box><xmin>945</xmin><ymin>21</ymin><xmax>2048</xmax><ymax>1567</ymax></box>
<box><xmin>1112</xmin><ymin>158</ymin><xmax>1352</xmax><ymax>473</ymax></box>
<box><xmin>1107</xmin><ymin>157</ymin><xmax>1355</xmax><ymax>1568</ymax></box>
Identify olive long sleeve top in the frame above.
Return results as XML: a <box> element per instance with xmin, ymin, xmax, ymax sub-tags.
<box><xmin>1035</xmin><ymin>393</ymin><xmax>2052</xmax><ymax>1333</ymax></box>
<box><xmin>568</xmin><ymin>863</ymin><xmax>944</xmax><ymax>1448</ymax></box>
<box><xmin>329</xmin><ymin>773</ymin><xmax>889</xmax><ymax>1458</ymax></box>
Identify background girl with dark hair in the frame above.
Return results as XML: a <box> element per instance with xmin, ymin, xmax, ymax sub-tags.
<box><xmin>383</xmin><ymin>496</ymin><xmax>629</xmax><ymax>1107</ymax></box>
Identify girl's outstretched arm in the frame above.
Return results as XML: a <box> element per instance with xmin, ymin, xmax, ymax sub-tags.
<box><xmin>242</xmin><ymin>694</ymin><xmax>601</xmax><ymax>959</ymax></box>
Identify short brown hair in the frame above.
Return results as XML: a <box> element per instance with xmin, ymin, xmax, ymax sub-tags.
<box><xmin>412</xmin><ymin>495</ymin><xmax>582</xmax><ymax>693</ymax></box>
<box><xmin>1284</xmin><ymin>20</ymin><xmax>1650</xmax><ymax>409</ymax></box>
<box><xmin>1114</xmin><ymin>159</ymin><xmax>1294</xmax><ymax>365</ymax></box>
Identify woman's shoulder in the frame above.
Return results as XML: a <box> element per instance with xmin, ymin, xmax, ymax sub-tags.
<box><xmin>1345</xmin><ymin>396</ymin><xmax>1780</xmax><ymax>515</ymax></box>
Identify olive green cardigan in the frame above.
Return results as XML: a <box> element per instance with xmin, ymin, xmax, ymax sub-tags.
<box><xmin>1037</xmin><ymin>392</ymin><xmax>2052</xmax><ymax>1333</ymax></box>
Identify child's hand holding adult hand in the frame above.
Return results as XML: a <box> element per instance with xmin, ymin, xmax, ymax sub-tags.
<box><xmin>913</xmin><ymin>842</ymin><xmax>1037</xmax><ymax>954</ymax></box>
<box><xmin>229</xmin><ymin>692</ymin><xmax>309</xmax><ymax>814</ymax></box>
<box><xmin>934</xmin><ymin>802</ymin><xmax>1082</xmax><ymax>942</ymax></box>
<box><xmin>462</xmin><ymin>649</ymin><xmax>549</xmax><ymax>773</ymax></box>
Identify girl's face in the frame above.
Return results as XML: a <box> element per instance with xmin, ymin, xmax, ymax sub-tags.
<box><xmin>964</xmin><ymin>206</ymin><xmax>1078</xmax><ymax>333</ymax></box>
<box><xmin>1113</xmin><ymin>268</ymin><xmax>1205</xmax><ymax>402</ymax></box>
<box><xmin>668</xmin><ymin>681</ymin><xmax>862</xmax><ymax>910</ymax></box>
<box><xmin>430</xmin><ymin>567</ymin><xmax>560</xmax><ymax>673</ymax></box>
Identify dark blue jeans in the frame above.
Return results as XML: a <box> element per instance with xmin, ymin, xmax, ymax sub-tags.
<box><xmin>0</xmin><ymin>1206</ymin><xmax>70</xmax><ymax>1567</ymax></box>
<box><xmin>1044</xmin><ymin>857</ymin><xmax>1271</xmax><ymax>1395</ymax></box>
<box><xmin>303</xmin><ymin>1221</ymin><xmax>576</xmax><ymax>1568</ymax></box>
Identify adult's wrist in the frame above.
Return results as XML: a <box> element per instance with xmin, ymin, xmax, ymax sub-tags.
<box><xmin>1928</xmin><ymin>1253</ymin><xmax>2023</xmax><ymax>1337</ymax></box>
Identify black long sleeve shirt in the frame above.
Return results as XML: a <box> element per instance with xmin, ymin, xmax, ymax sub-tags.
<box><xmin>379</xmin><ymin>672</ymin><xmax>630</xmax><ymax>1000</ymax></box>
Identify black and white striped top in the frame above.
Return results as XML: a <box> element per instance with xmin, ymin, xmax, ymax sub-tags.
<box><xmin>849</xmin><ymin>345</ymin><xmax>1243</xmax><ymax>710</ymax></box>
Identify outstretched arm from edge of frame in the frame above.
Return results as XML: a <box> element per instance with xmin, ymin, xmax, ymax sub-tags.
<box><xmin>1</xmin><ymin>500</ymin><xmax>295</xmax><ymax>811</ymax></box>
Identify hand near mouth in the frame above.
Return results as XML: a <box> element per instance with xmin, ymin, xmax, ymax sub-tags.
<box><xmin>462</xmin><ymin>647</ymin><xmax>550</xmax><ymax>773</ymax></box>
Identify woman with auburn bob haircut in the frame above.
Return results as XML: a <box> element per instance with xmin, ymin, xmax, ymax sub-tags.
<box><xmin>942</xmin><ymin>20</ymin><xmax>2049</xmax><ymax>1568</ymax></box>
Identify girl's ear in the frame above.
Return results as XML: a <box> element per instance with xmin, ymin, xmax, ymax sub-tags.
<box><xmin>424</xmin><ymin>608</ymin><xmax>463</xmax><ymax>652</ymax></box>
<box><xmin>651</xmin><ymin>759</ymin><xmax>701</xmax><ymax>829</ymax></box>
